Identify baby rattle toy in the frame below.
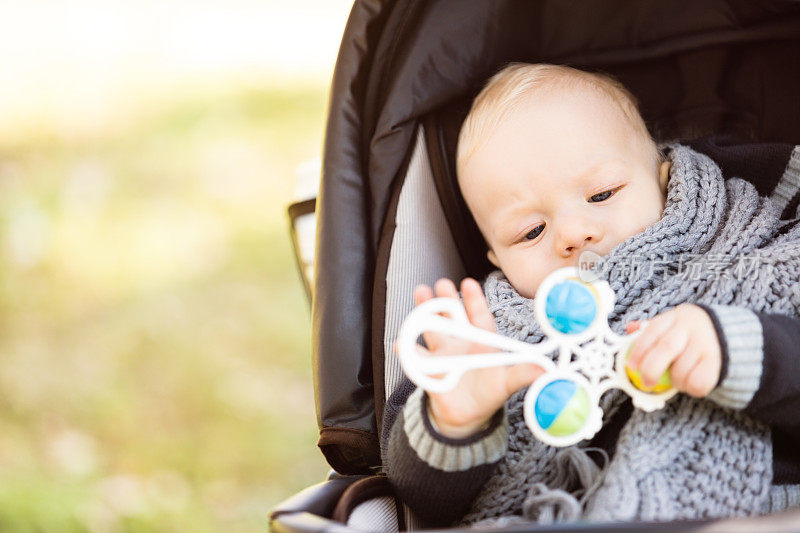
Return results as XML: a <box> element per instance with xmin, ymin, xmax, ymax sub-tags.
<box><xmin>396</xmin><ymin>267</ymin><xmax>676</xmax><ymax>447</ymax></box>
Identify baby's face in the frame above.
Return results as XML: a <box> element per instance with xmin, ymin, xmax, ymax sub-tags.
<box><xmin>459</xmin><ymin>88</ymin><xmax>670</xmax><ymax>299</ymax></box>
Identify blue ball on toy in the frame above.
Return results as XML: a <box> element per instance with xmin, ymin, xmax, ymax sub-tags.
<box><xmin>545</xmin><ymin>279</ymin><xmax>597</xmax><ymax>334</ymax></box>
<box><xmin>534</xmin><ymin>378</ymin><xmax>591</xmax><ymax>438</ymax></box>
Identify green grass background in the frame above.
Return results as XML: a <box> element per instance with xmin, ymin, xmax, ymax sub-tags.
<box><xmin>0</xmin><ymin>83</ymin><xmax>331</xmax><ymax>531</ymax></box>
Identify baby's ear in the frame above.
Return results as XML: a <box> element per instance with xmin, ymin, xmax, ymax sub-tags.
<box><xmin>659</xmin><ymin>160</ymin><xmax>671</xmax><ymax>195</ymax></box>
<box><xmin>487</xmin><ymin>249</ymin><xmax>500</xmax><ymax>268</ymax></box>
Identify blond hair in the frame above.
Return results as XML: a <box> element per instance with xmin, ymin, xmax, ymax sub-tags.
<box><xmin>456</xmin><ymin>63</ymin><xmax>662</xmax><ymax>180</ymax></box>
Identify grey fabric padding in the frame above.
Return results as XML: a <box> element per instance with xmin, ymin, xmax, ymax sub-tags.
<box><xmin>346</xmin><ymin>495</ymin><xmax>399</xmax><ymax>532</ymax></box>
<box><xmin>382</xmin><ymin>125</ymin><xmax>467</xmax><ymax>531</ymax></box>
<box><xmin>383</xmin><ymin>125</ymin><xmax>467</xmax><ymax>401</ymax></box>
<box><xmin>770</xmin><ymin>145</ymin><xmax>800</xmax><ymax>215</ymax></box>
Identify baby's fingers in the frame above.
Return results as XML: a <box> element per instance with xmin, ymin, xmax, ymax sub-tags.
<box><xmin>667</xmin><ymin>345</ymin><xmax>702</xmax><ymax>391</ymax></box>
<box><xmin>414</xmin><ymin>284</ymin><xmax>434</xmax><ymax>306</ymax></box>
<box><xmin>434</xmin><ymin>278</ymin><xmax>459</xmax><ymax>299</ymax></box>
<box><xmin>413</xmin><ymin>284</ymin><xmax>443</xmax><ymax>351</ymax></box>
<box><xmin>625</xmin><ymin>320</ymin><xmax>642</xmax><ymax>334</ymax></box>
<box><xmin>627</xmin><ymin>313</ymin><xmax>676</xmax><ymax>369</ymax></box>
<box><xmin>461</xmin><ymin>278</ymin><xmax>496</xmax><ymax>332</ymax></box>
<box><xmin>394</xmin><ymin>339</ymin><xmax>446</xmax><ymax>380</ymax></box>
<box><xmin>684</xmin><ymin>353</ymin><xmax>720</xmax><ymax>397</ymax></box>
<box><xmin>506</xmin><ymin>363</ymin><xmax>545</xmax><ymax>396</ymax></box>
<box><xmin>414</xmin><ymin>280</ymin><xmax>458</xmax><ymax>352</ymax></box>
<box><xmin>637</xmin><ymin>329</ymin><xmax>690</xmax><ymax>388</ymax></box>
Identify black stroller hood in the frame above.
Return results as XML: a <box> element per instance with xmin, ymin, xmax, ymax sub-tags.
<box><xmin>314</xmin><ymin>0</ymin><xmax>800</xmax><ymax>475</ymax></box>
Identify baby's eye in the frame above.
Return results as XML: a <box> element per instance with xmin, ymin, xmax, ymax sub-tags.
<box><xmin>523</xmin><ymin>224</ymin><xmax>545</xmax><ymax>241</ymax></box>
<box><xmin>589</xmin><ymin>187</ymin><xmax>619</xmax><ymax>203</ymax></box>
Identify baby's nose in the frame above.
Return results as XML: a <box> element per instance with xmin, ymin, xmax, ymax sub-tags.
<box><xmin>562</xmin><ymin>235</ymin><xmax>593</xmax><ymax>256</ymax></box>
<box><xmin>565</xmin><ymin>235</ymin><xmax>592</xmax><ymax>251</ymax></box>
<box><xmin>558</xmin><ymin>222</ymin><xmax>600</xmax><ymax>257</ymax></box>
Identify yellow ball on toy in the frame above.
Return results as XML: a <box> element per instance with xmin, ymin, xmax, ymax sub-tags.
<box><xmin>625</xmin><ymin>343</ymin><xmax>672</xmax><ymax>393</ymax></box>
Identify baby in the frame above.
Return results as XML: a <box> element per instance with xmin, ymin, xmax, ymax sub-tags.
<box><xmin>417</xmin><ymin>63</ymin><xmax>719</xmax><ymax>439</ymax></box>
<box><xmin>385</xmin><ymin>62</ymin><xmax>800</xmax><ymax>527</ymax></box>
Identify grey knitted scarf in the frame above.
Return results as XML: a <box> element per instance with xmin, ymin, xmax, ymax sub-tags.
<box><xmin>458</xmin><ymin>144</ymin><xmax>800</xmax><ymax>527</ymax></box>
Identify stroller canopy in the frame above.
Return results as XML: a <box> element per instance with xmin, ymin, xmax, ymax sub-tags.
<box><xmin>314</xmin><ymin>0</ymin><xmax>800</xmax><ymax>474</ymax></box>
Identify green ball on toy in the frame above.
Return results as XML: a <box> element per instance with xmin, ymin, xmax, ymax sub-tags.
<box><xmin>534</xmin><ymin>379</ymin><xmax>591</xmax><ymax>438</ymax></box>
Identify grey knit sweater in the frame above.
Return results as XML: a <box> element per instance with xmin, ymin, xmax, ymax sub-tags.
<box><xmin>385</xmin><ymin>144</ymin><xmax>800</xmax><ymax>527</ymax></box>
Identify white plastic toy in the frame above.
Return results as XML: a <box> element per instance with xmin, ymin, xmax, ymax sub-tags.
<box><xmin>396</xmin><ymin>267</ymin><xmax>677</xmax><ymax>447</ymax></box>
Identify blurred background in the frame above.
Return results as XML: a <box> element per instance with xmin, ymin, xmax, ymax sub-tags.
<box><xmin>0</xmin><ymin>0</ymin><xmax>351</xmax><ymax>530</ymax></box>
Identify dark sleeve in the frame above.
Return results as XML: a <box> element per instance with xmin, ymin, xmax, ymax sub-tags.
<box><xmin>381</xmin><ymin>377</ymin><xmax>507</xmax><ymax>527</ymax></box>
<box><xmin>698</xmin><ymin>304</ymin><xmax>800</xmax><ymax>440</ymax></box>
<box><xmin>745</xmin><ymin>310</ymin><xmax>800</xmax><ymax>437</ymax></box>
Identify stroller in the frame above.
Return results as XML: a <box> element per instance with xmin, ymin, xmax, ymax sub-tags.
<box><xmin>273</xmin><ymin>0</ymin><xmax>800</xmax><ymax>530</ymax></box>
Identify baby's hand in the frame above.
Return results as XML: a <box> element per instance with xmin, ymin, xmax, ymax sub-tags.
<box><xmin>625</xmin><ymin>303</ymin><xmax>722</xmax><ymax>397</ymax></box>
<box><xmin>395</xmin><ymin>278</ymin><xmax>544</xmax><ymax>439</ymax></box>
